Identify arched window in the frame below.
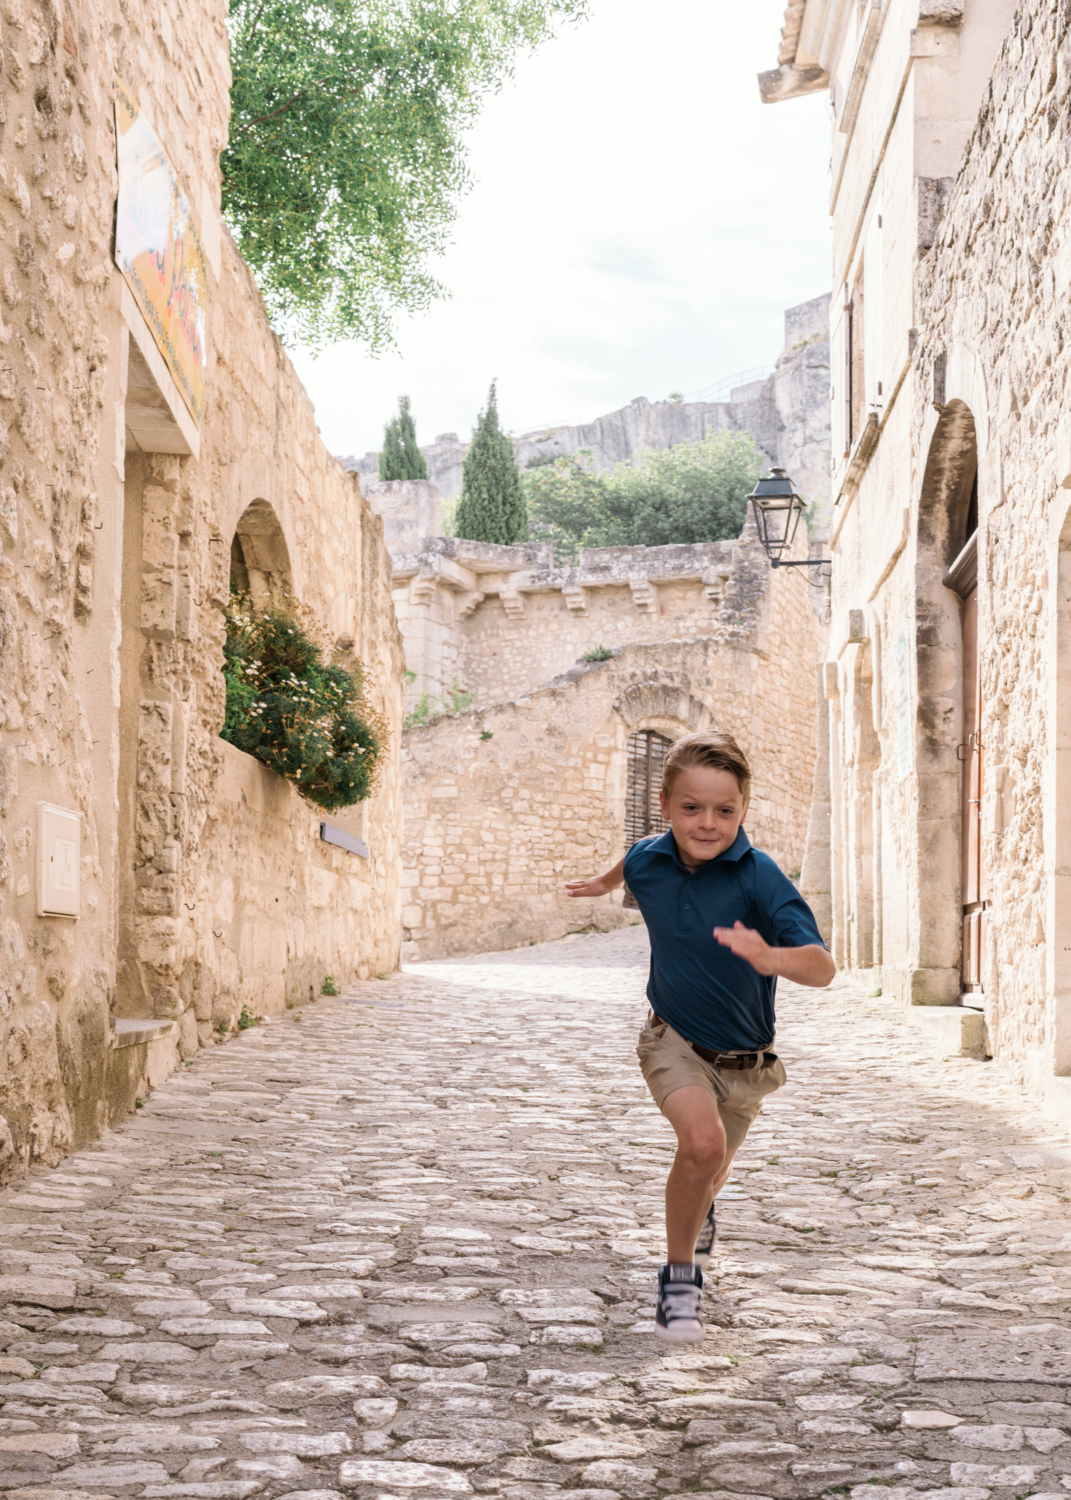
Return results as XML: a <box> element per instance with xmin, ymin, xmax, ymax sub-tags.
<box><xmin>623</xmin><ymin>730</ymin><xmax>672</xmax><ymax>909</ymax></box>
<box><xmin>229</xmin><ymin>498</ymin><xmax>294</xmax><ymax>603</ymax></box>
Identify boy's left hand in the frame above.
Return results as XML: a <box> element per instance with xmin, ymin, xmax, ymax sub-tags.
<box><xmin>714</xmin><ymin>920</ymin><xmax>775</xmax><ymax>974</ymax></box>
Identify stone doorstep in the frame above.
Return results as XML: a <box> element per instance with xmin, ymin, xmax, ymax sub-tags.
<box><xmin>900</xmin><ymin>1004</ymin><xmax>986</xmax><ymax>1060</ymax></box>
<box><xmin>111</xmin><ymin>1018</ymin><xmax>178</xmax><ymax>1050</ymax></box>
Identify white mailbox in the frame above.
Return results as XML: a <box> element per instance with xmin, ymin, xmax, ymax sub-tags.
<box><xmin>37</xmin><ymin>802</ymin><xmax>81</xmax><ymax>918</ymax></box>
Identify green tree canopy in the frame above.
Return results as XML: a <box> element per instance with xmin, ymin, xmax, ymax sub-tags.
<box><xmin>524</xmin><ymin>431</ymin><xmax>763</xmax><ymax>556</ymax></box>
<box><xmin>455</xmin><ymin>381</ymin><xmax>527</xmax><ymax>544</ymax></box>
<box><xmin>379</xmin><ymin>395</ymin><xmax>429</xmax><ymax>480</ymax></box>
<box><xmin>223</xmin><ymin>0</ymin><xmax>586</xmax><ymax>348</ymax></box>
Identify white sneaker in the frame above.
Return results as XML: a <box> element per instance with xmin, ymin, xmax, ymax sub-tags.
<box><xmin>654</xmin><ymin>1262</ymin><xmax>703</xmax><ymax>1343</ymax></box>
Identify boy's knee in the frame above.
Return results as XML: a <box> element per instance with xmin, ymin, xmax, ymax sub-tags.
<box><xmin>678</xmin><ymin>1132</ymin><xmax>727</xmax><ymax>1175</ymax></box>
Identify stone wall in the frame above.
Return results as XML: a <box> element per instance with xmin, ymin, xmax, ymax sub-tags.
<box><xmin>401</xmin><ymin>522</ymin><xmax>825</xmax><ymax>959</ymax></box>
<box><xmin>342</xmin><ymin>294</ymin><xmax>832</xmax><ymax>515</ymax></box>
<box><xmin>391</xmin><ymin>534</ymin><xmax>786</xmax><ymax>712</ymax></box>
<box><xmin>909</xmin><ymin>0</ymin><xmax>1071</xmax><ymax>1106</ymax></box>
<box><xmin>0</xmin><ymin>0</ymin><xmax>403</xmax><ymax>1175</ymax></box>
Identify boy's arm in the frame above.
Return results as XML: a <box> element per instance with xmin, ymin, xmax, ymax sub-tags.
<box><xmin>565</xmin><ymin>855</ymin><xmax>626</xmax><ymax>899</ymax></box>
<box><xmin>714</xmin><ymin>921</ymin><xmax>835</xmax><ymax>987</ymax></box>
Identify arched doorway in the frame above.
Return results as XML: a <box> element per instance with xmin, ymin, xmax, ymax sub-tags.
<box><xmin>916</xmin><ymin>398</ymin><xmax>980</xmax><ymax>1001</ymax></box>
<box><xmin>622</xmin><ymin>729</ymin><xmax>672</xmax><ymax>909</ymax></box>
<box><xmin>944</xmin><ymin>469</ymin><xmax>983</xmax><ymax>990</ymax></box>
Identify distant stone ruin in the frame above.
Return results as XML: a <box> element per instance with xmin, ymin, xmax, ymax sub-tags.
<box><xmin>341</xmin><ymin>293</ymin><xmax>832</xmax><ymax>519</ymax></box>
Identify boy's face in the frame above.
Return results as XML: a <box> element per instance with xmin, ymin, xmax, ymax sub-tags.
<box><xmin>659</xmin><ymin>766</ymin><xmax>748</xmax><ymax>869</ymax></box>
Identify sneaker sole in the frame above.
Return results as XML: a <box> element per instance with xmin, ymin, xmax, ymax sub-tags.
<box><xmin>654</xmin><ymin>1319</ymin><xmax>705</xmax><ymax>1344</ymax></box>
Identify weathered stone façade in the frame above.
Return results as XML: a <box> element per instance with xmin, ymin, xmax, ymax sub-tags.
<box><xmin>911</xmin><ymin>0</ymin><xmax>1071</xmax><ymax>1105</ymax></box>
<box><xmin>400</xmin><ymin>521</ymin><xmax>825</xmax><ymax>961</ymax></box>
<box><xmin>0</xmin><ymin>0</ymin><xmax>403</xmax><ymax>1173</ymax></box>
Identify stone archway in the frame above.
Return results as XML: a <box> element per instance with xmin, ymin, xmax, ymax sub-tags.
<box><xmin>613</xmin><ymin>681</ymin><xmax>715</xmax><ymax>734</ymax></box>
<box><xmin>230</xmin><ymin>498</ymin><xmax>294</xmax><ymax>603</ymax></box>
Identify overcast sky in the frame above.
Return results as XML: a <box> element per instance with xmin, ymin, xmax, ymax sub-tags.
<box><xmin>290</xmin><ymin>0</ymin><xmax>833</xmax><ymax>462</ymax></box>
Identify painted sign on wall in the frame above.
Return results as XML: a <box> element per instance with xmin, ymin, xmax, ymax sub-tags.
<box><xmin>113</xmin><ymin>76</ymin><xmax>208</xmax><ymax>426</ymax></box>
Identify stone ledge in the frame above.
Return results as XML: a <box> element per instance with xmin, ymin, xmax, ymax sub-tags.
<box><xmin>900</xmin><ymin>1004</ymin><xmax>986</xmax><ymax>1060</ymax></box>
<box><xmin>111</xmin><ymin>1019</ymin><xmax>176</xmax><ymax>1050</ymax></box>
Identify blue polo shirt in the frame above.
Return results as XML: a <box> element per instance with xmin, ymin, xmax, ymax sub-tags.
<box><xmin>623</xmin><ymin>827</ymin><xmax>825</xmax><ymax>1052</ymax></box>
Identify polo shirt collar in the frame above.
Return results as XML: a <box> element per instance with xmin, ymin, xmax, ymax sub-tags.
<box><xmin>648</xmin><ymin>826</ymin><xmax>752</xmax><ymax>871</ymax></box>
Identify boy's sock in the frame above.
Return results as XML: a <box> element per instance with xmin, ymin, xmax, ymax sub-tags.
<box><xmin>694</xmin><ymin>1200</ymin><xmax>717</xmax><ymax>1268</ymax></box>
<box><xmin>654</xmin><ymin>1261</ymin><xmax>704</xmax><ymax>1343</ymax></box>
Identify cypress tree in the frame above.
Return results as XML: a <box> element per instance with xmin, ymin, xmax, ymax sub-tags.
<box><xmin>455</xmin><ymin>381</ymin><xmax>527</xmax><ymax>543</ymax></box>
<box><xmin>378</xmin><ymin>395</ymin><xmax>428</xmax><ymax>481</ymax></box>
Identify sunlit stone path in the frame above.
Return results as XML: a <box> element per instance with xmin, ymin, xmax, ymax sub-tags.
<box><xmin>2</xmin><ymin>926</ymin><xmax>1071</xmax><ymax>1500</ymax></box>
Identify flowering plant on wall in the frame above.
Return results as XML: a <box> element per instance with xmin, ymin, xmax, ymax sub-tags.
<box><xmin>221</xmin><ymin>593</ymin><xmax>385</xmax><ymax>811</ymax></box>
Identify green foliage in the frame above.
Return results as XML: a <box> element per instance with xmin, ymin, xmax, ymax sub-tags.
<box><xmin>403</xmin><ymin>678</ymin><xmax>474</xmax><ymax>730</ymax></box>
<box><xmin>455</xmin><ymin>382</ymin><xmax>527</xmax><ymax>543</ymax></box>
<box><xmin>221</xmin><ymin>594</ymin><xmax>385</xmax><ymax>812</ymax></box>
<box><xmin>237</xmin><ymin>1006</ymin><xmax>259</xmax><ymax>1029</ymax></box>
<box><xmin>579</xmin><ymin>644</ymin><xmax>613</xmax><ymax>663</ymax></box>
<box><xmin>379</xmin><ymin>395</ymin><xmax>429</xmax><ymax>481</ymax></box>
<box><xmin>523</xmin><ymin>449</ymin><xmax>604</xmax><ymax>561</ymax></box>
<box><xmin>321</xmin><ymin>976</ymin><xmax>341</xmax><ymax>996</ymax></box>
<box><xmin>222</xmin><ymin>0</ymin><xmax>586</xmax><ymax>348</ymax></box>
<box><xmin>524</xmin><ymin>431</ymin><xmax>763</xmax><ymax>553</ymax></box>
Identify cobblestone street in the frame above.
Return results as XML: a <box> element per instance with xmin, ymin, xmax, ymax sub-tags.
<box><xmin>2</xmin><ymin>926</ymin><xmax>1071</xmax><ymax>1500</ymax></box>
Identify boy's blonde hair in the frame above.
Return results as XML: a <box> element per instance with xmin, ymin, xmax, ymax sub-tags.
<box><xmin>662</xmin><ymin>731</ymin><xmax>751</xmax><ymax>801</ymax></box>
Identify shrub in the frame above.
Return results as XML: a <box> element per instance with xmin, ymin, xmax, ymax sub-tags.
<box><xmin>403</xmin><ymin>678</ymin><xmax>474</xmax><ymax>730</ymax></box>
<box><xmin>221</xmin><ymin>594</ymin><xmax>385</xmax><ymax>812</ymax></box>
<box><xmin>524</xmin><ymin>431</ymin><xmax>763</xmax><ymax>552</ymax></box>
<box><xmin>321</xmin><ymin>976</ymin><xmax>341</xmax><ymax>996</ymax></box>
<box><xmin>580</xmin><ymin>645</ymin><xmax>613</xmax><ymax>663</ymax></box>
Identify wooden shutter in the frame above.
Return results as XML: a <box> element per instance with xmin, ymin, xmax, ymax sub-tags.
<box><xmin>622</xmin><ymin>731</ymin><xmax>672</xmax><ymax>909</ymax></box>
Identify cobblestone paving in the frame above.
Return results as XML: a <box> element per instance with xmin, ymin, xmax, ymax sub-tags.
<box><xmin>2</xmin><ymin>926</ymin><xmax>1071</xmax><ymax>1500</ymax></box>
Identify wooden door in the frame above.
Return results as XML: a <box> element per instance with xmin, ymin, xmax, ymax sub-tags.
<box><xmin>960</xmin><ymin>588</ymin><xmax>986</xmax><ymax>990</ymax></box>
<box><xmin>622</xmin><ymin>731</ymin><xmax>671</xmax><ymax>909</ymax></box>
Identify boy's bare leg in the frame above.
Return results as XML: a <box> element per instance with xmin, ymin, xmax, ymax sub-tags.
<box><xmin>661</xmin><ymin>1086</ymin><xmax>737</xmax><ymax>1263</ymax></box>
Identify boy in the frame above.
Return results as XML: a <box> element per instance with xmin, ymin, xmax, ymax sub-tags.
<box><xmin>566</xmin><ymin>731</ymin><xmax>834</xmax><ymax>1343</ymax></box>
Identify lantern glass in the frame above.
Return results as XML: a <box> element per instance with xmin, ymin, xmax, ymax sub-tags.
<box><xmin>747</xmin><ymin>467</ymin><xmax>806</xmax><ymax>564</ymax></box>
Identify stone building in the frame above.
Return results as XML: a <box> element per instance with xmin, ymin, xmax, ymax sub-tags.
<box><xmin>398</xmin><ymin>521</ymin><xmax>826</xmax><ymax>960</ymax></box>
<box><xmin>343</xmin><ymin>294</ymin><xmax>833</xmax><ymax>517</ymax></box>
<box><xmin>763</xmin><ymin>0</ymin><xmax>1071</xmax><ymax>1111</ymax></box>
<box><xmin>0</xmin><ymin>0</ymin><xmax>403</xmax><ymax>1171</ymax></box>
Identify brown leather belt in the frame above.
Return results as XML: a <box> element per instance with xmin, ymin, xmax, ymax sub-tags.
<box><xmin>652</xmin><ymin>1013</ymin><xmax>776</xmax><ymax>1071</ymax></box>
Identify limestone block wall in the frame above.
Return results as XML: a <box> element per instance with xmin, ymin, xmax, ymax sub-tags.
<box><xmin>391</xmin><ymin>528</ymin><xmax>828</xmax><ymax>714</ymax></box>
<box><xmin>0</xmin><ymin>0</ymin><xmax>403</xmax><ymax>1175</ymax></box>
<box><xmin>909</xmin><ymin>0</ymin><xmax>1071</xmax><ymax>1102</ymax></box>
<box><xmin>401</xmin><ymin>529</ymin><xmax>824</xmax><ymax>959</ymax></box>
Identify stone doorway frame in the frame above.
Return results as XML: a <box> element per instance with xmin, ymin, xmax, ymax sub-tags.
<box><xmin>914</xmin><ymin>396</ymin><xmax>980</xmax><ymax>1005</ymax></box>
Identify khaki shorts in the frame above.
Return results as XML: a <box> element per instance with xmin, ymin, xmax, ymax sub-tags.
<box><xmin>636</xmin><ymin>1010</ymin><xmax>787</xmax><ymax>1154</ymax></box>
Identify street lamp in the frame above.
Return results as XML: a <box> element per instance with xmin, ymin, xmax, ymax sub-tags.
<box><xmin>747</xmin><ymin>467</ymin><xmax>824</xmax><ymax>569</ymax></box>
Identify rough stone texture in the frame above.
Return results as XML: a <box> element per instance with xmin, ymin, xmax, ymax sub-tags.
<box><xmin>0</xmin><ymin>0</ymin><xmax>403</xmax><ymax>1176</ymax></box>
<box><xmin>390</xmin><ymin>533</ymin><xmax>772</xmax><ymax>714</ymax></box>
<box><xmin>786</xmin><ymin>0</ymin><xmax>1071</xmax><ymax>1107</ymax></box>
<box><xmin>341</xmin><ymin>295</ymin><xmax>832</xmax><ymax>516</ymax></box>
<box><xmin>909</xmin><ymin>0</ymin><xmax>1071</xmax><ymax>1105</ymax></box>
<box><xmin>400</xmin><ymin>523</ymin><xmax>824</xmax><ymax>959</ymax></box>
<box><xmin>0</xmin><ymin>926</ymin><xmax>1067</xmax><ymax>1500</ymax></box>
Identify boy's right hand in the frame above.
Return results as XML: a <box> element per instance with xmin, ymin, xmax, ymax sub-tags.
<box><xmin>565</xmin><ymin>873</ymin><xmax>616</xmax><ymax>899</ymax></box>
